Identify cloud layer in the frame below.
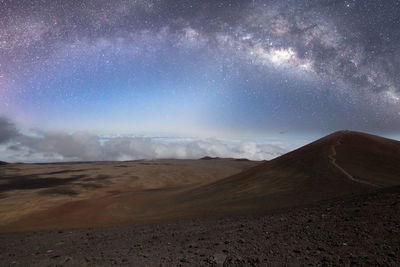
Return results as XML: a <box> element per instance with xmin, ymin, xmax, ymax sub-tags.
<box><xmin>0</xmin><ymin>117</ymin><xmax>18</xmax><ymax>143</ymax></box>
<box><xmin>0</xmin><ymin>117</ymin><xmax>286</xmax><ymax>163</ymax></box>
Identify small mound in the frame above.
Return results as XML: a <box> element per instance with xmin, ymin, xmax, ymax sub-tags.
<box><xmin>234</xmin><ymin>158</ymin><xmax>250</xmax><ymax>161</ymax></box>
<box><xmin>200</xmin><ymin>156</ymin><xmax>220</xmax><ymax>160</ymax></box>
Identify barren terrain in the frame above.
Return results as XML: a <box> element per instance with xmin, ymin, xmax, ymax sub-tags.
<box><xmin>1</xmin><ymin>186</ymin><xmax>399</xmax><ymax>266</ymax></box>
<box><xmin>0</xmin><ymin>158</ymin><xmax>258</xmax><ymax>231</ymax></box>
<box><xmin>0</xmin><ymin>131</ymin><xmax>399</xmax><ymax>266</ymax></box>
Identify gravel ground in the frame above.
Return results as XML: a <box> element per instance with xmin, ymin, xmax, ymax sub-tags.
<box><xmin>1</xmin><ymin>186</ymin><xmax>399</xmax><ymax>266</ymax></box>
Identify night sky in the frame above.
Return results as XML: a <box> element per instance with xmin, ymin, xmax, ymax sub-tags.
<box><xmin>0</xmin><ymin>0</ymin><xmax>399</xmax><ymax>162</ymax></box>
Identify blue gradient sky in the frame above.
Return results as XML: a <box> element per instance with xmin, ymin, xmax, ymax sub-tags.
<box><xmin>0</xmin><ymin>0</ymin><xmax>399</xmax><ymax>161</ymax></box>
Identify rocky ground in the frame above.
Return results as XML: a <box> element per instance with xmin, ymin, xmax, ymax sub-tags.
<box><xmin>1</xmin><ymin>186</ymin><xmax>399</xmax><ymax>266</ymax></box>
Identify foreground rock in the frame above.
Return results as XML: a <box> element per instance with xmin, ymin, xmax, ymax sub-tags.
<box><xmin>1</xmin><ymin>186</ymin><xmax>399</xmax><ymax>266</ymax></box>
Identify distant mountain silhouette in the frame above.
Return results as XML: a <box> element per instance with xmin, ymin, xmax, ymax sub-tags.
<box><xmin>200</xmin><ymin>156</ymin><xmax>220</xmax><ymax>160</ymax></box>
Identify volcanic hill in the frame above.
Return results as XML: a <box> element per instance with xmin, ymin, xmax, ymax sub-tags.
<box><xmin>1</xmin><ymin>130</ymin><xmax>400</xmax><ymax>232</ymax></box>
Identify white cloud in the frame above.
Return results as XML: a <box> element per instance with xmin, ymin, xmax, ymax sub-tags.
<box><xmin>0</xmin><ymin>117</ymin><xmax>287</xmax><ymax>163</ymax></box>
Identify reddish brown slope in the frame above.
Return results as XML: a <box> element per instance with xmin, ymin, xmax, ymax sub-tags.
<box><xmin>334</xmin><ymin>131</ymin><xmax>400</xmax><ymax>186</ymax></box>
<box><xmin>2</xmin><ymin>131</ymin><xmax>399</xmax><ymax>232</ymax></box>
<box><xmin>168</xmin><ymin>131</ymin><xmax>400</xmax><ymax>216</ymax></box>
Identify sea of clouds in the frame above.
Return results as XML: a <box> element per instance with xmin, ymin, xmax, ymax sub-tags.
<box><xmin>0</xmin><ymin>117</ymin><xmax>287</xmax><ymax>163</ymax></box>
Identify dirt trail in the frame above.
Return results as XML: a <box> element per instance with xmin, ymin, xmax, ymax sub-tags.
<box><xmin>328</xmin><ymin>136</ymin><xmax>379</xmax><ymax>188</ymax></box>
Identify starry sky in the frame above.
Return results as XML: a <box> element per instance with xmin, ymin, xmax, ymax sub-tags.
<box><xmin>0</xmin><ymin>0</ymin><xmax>399</xmax><ymax>162</ymax></box>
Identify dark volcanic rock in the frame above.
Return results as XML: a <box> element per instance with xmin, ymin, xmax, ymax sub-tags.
<box><xmin>0</xmin><ymin>186</ymin><xmax>399</xmax><ymax>266</ymax></box>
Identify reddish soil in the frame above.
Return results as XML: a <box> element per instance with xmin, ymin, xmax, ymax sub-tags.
<box><xmin>0</xmin><ymin>131</ymin><xmax>399</xmax><ymax>265</ymax></box>
<box><xmin>0</xmin><ymin>186</ymin><xmax>399</xmax><ymax>266</ymax></box>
